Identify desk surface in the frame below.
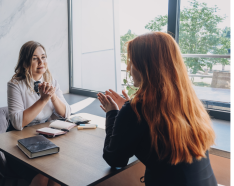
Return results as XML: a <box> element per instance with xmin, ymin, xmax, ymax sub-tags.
<box><xmin>0</xmin><ymin>114</ymin><xmax>138</xmax><ymax>186</ymax></box>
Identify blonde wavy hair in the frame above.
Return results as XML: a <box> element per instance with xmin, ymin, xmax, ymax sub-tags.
<box><xmin>126</xmin><ymin>32</ymin><xmax>215</xmax><ymax>165</ymax></box>
<box><xmin>11</xmin><ymin>41</ymin><xmax>52</xmax><ymax>92</ymax></box>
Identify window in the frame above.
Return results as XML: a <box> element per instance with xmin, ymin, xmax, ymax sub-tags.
<box><xmin>179</xmin><ymin>0</ymin><xmax>230</xmax><ymax>114</ymax></box>
<box><xmin>68</xmin><ymin>0</ymin><xmax>230</xmax><ymax>120</ymax></box>
<box><xmin>119</xmin><ymin>0</ymin><xmax>168</xmax><ymax>93</ymax></box>
<box><xmin>71</xmin><ymin>0</ymin><xmax>121</xmax><ymax>96</ymax></box>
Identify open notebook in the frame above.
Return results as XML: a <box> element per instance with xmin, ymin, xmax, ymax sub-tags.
<box><xmin>36</xmin><ymin>120</ymin><xmax>76</xmax><ymax>137</ymax></box>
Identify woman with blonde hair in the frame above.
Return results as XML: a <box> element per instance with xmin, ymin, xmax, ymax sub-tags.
<box><xmin>6</xmin><ymin>41</ymin><xmax>71</xmax><ymax>186</ymax></box>
<box><xmin>98</xmin><ymin>32</ymin><xmax>217</xmax><ymax>186</ymax></box>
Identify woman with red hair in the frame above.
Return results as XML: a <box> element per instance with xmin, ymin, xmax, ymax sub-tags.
<box><xmin>98</xmin><ymin>32</ymin><xmax>217</xmax><ymax>186</ymax></box>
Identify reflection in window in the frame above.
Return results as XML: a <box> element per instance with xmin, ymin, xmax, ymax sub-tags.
<box><xmin>119</xmin><ymin>0</ymin><xmax>168</xmax><ymax>94</ymax></box>
<box><xmin>179</xmin><ymin>0</ymin><xmax>230</xmax><ymax>104</ymax></box>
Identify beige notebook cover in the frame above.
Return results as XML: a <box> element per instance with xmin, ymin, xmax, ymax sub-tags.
<box><xmin>49</xmin><ymin>120</ymin><xmax>76</xmax><ymax>130</ymax></box>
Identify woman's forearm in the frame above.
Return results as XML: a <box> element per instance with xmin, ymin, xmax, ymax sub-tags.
<box><xmin>22</xmin><ymin>99</ymin><xmax>48</xmax><ymax>128</ymax></box>
<box><xmin>51</xmin><ymin>95</ymin><xmax>66</xmax><ymax>118</ymax></box>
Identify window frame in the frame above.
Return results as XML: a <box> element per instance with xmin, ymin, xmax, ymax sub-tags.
<box><xmin>68</xmin><ymin>0</ymin><xmax>116</xmax><ymax>98</ymax></box>
<box><xmin>168</xmin><ymin>0</ymin><xmax>230</xmax><ymax>121</ymax></box>
<box><xmin>67</xmin><ymin>0</ymin><xmax>230</xmax><ymax>121</ymax></box>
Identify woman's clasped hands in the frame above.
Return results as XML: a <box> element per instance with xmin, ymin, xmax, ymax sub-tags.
<box><xmin>97</xmin><ymin>89</ymin><xmax>130</xmax><ymax>113</ymax></box>
<box><xmin>38</xmin><ymin>82</ymin><xmax>56</xmax><ymax>102</ymax></box>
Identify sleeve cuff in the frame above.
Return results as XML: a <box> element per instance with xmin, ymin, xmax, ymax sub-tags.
<box><xmin>106</xmin><ymin>110</ymin><xmax>119</xmax><ymax>128</ymax></box>
<box><xmin>53</xmin><ymin>102</ymin><xmax>71</xmax><ymax>119</ymax></box>
<box><xmin>106</xmin><ymin>110</ymin><xmax>119</xmax><ymax>117</ymax></box>
<box><xmin>65</xmin><ymin>103</ymin><xmax>71</xmax><ymax>118</ymax></box>
<box><xmin>9</xmin><ymin>111</ymin><xmax>24</xmax><ymax>131</ymax></box>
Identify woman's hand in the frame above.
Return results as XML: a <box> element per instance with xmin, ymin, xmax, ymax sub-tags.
<box><xmin>97</xmin><ymin>93</ymin><xmax>119</xmax><ymax>113</ymax></box>
<box><xmin>38</xmin><ymin>82</ymin><xmax>56</xmax><ymax>102</ymax></box>
<box><xmin>105</xmin><ymin>89</ymin><xmax>130</xmax><ymax>110</ymax></box>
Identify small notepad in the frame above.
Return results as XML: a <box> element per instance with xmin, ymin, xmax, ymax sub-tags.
<box><xmin>36</xmin><ymin>120</ymin><xmax>76</xmax><ymax>137</ymax></box>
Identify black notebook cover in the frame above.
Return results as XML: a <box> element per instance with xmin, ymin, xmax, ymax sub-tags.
<box><xmin>18</xmin><ymin>135</ymin><xmax>59</xmax><ymax>156</ymax></box>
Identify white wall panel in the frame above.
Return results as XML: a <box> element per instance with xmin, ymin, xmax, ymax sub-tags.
<box><xmin>0</xmin><ymin>0</ymin><xmax>69</xmax><ymax>107</ymax></box>
<box><xmin>81</xmin><ymin>50</ymin><xmax>116</xmax><ymax>91</ymax></box>
<box><xmin>81</xmin><ymin>0</ymin><xmax>114</xmax><ymax>53</ymax></box>
<box><xmin>73</xmin><ymin>0</ymin><xmax>121</xmax><ymax>92</ymax></box>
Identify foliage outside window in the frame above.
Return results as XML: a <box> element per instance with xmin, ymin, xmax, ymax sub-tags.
<box><xmin>121</xmin><ymin>0</ymin><xmax>230</xmax><ymax>96</ymax></box>
<box><xmin>120</xmin><ymin>30</ymin><xmax>138</xmax><ymax>96</ymax></box>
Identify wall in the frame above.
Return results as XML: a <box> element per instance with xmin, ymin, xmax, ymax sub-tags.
<box><xmin>73</xmin><ymin>0</ymin><xmax>121</xmax><ymax>93</ymax></box>
<box><xmin>0</xmin><ymin>0</ymin><xmax>69</xmax><ymax>107</ymax></box>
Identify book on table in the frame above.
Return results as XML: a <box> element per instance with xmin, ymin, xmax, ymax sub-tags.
<box><xmin>17</xmin><ymin>135</ymin><xmax>59</xmax><ymax>158</ymax></box>
<box><xmin>36</xmin><ymin>120</ymin><xmax>76</xmax><ymax>137</ymax></box>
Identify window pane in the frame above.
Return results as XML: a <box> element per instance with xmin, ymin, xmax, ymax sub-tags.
<box><xmin>179</xmin><ymin>0</ymin><xmax>230</xmax><ymax>104</ymax></box>
<box><xmin>72</xmin><ymin>0</ymin><xmax>121</xmax><ymax>93</ymax></box>
<box><xmin>119</xmin><ymin>0</ymin><xmax>168</xmax><ymax>92</ymax></box>
<box><xmin>179</xmin><ymin>0</ymin><xmax>230</xmax><ymax>55</ymax></box>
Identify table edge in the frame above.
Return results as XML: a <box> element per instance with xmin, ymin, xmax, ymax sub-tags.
<box><xmin>0</xmin><ymin>147</ymin><xmax>68</xmax><ymax>186</ymax></box>
<box><xmin>87</xmin><ymin>159</ymin><xmax>140</xmax><ymax>186</ymax></box>
<box><xmin>210</xmin><ymin>147</ymin><xmax>230</xmax><ymax>159</ymax></box>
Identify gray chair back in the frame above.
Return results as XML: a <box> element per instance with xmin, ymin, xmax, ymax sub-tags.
<box><xmin>0</xmin><ymin>107</ymin><xmax>20</xmax><ymax>186</ymax></box>
<box><xmin>0</xmin><ymin>107</ymin><xmax>9</xmax><ymax>177</ymax></box>
<box><xmin>0</xmin><ymin>107</ymin><xmax>9</xmax><ymax>134</ymax></box>
<box><xmin>0</xmin><ymin>151</ymin><xmax>7</xmax><ymax>177</ymax></box>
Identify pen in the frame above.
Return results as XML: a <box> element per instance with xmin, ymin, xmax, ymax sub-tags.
<box><xmin>57</xmin><ymin>118</ymin><xmax>66</xmax><ymax>121</ymax></box>
<box><xmin>57</xmin><ymin>118</ymin><xmax>74</xmax><ymax>124</ymax></box>
<box><xmin>61</xmin><ymin>129</ymin><xmax>69</xmax><ymax>132</ymax></box>
<box><xmin>77</xmin><ymin>124</ymin><xmax>97</xmax><ymax>130</ymax></box>
<box><xmin>51</xmin><ymin>127</ymin><xmax>69</xmax><ymax>132</ymax></box>
<box><xmin>79</xmin><ymin>124</ymin><xmax>98</xmax><ymax>127</ymax></box>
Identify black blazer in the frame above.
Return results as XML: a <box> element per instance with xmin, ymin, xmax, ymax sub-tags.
<box><xmin>103</xmin><ymin>101</ymin><xmax>217</xmax><ymax>186</ymax></box>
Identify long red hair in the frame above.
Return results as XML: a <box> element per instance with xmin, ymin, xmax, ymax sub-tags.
<box><xmin>126</xmin><ymin>32</ymin><xmax>215</xmax><ymax>165</ymax></box>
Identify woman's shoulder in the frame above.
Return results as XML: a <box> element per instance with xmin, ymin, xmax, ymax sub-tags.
<box><xmin>7</xmin><ymin>79</ymin><xmax>26</xmax><ymax>87</ymax></box>
<box><xmin>7</xmin><ymin>79</ymin><xmax>28</xmax><ymax>95</ymax></box>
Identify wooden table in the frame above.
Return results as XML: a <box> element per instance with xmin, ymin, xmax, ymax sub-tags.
<box><xmin>0</xmin><ymin>113</ymin><xmax>138</xmax><ymax>186</ymax></box>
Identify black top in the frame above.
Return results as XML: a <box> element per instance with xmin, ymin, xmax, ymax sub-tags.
<box><xmin>103</xmin><ymin>102</ymin><xmax>217</xmax><ymax>186</ymax></box>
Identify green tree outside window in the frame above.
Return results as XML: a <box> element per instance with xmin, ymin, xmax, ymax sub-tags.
<box><xmin>121</xmin><ymin>0</ymin><xmax>230</xmax><ymax>96</ymax></box>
